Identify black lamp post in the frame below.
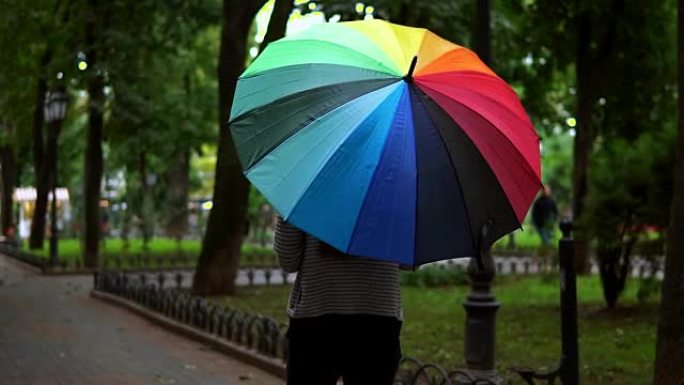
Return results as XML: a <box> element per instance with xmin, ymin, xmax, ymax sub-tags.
<box><xmin>43</xmin><ymin>87</ymin><xmax>68</xmax><ymax>266</ymax></box>
<box><xmin>462</xmin><ymin>222</ymin><xmax>502</xmax><ymax>384</ymax></box>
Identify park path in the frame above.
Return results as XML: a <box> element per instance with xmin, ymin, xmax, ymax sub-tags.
<box><xmin>0</xmin><ymin>254</ymin><xmax>284</xmax><ymax>385</ymax></box>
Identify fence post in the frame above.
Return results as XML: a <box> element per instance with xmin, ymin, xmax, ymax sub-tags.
<box><xmin>559</xmin><ymin>220</ymin><xmax>579</xmax><ymax>385</ymax></box>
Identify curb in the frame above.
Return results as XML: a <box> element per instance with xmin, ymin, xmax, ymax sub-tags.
<box><xmin>90</xmin><ymin>290</ymin><xmax>287</xmax><ymax>379</ymax></box>
<box><xmin>42</xmin><ymin>267</ymin><xmax>194</xmax><ymax>276</ymax></box>
<box><xmin>1</xmin><ymin>253</ymin><xmax>44</xmax><ymax>274</ymax></box>
<box><xmin>42</xmin><ymin>268</ymin><xmax>95</xmax><ymax>276</ymax></box>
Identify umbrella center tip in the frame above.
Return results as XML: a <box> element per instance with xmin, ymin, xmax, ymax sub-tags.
<box><xmin>404</xmin><ymin>56</ymin><xmax>418</xmax><ymax>81</ymax></box>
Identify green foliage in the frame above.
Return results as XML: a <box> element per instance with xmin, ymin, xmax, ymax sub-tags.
<box><xmin>495</xmin><ymin>1</ymin><xmax>575</xmax><ymax>134</ymax></box>
<box><xmin>491</xmin><ymin>226</ymin><xmax>561</xmax><ymax>252</ymax></box>
<box><xmin>400</xmin><ymin>265</ymin><xmax>467</xmax><ymax>287</ymax></box>
<box><xmin>297</xmin><ymin>0</ymin><xmax>473</xmax><ymax>42</ymax></box>
<box><xmin>24</xmin><ymin>237</ymin><xmax>201</xmax><ymax>259</ymax></box>
<box><xmin>0</xmin><ymin>0</ymin><xmax>69</xmax><ymax>146</ymax></box>
<box><xmin>248</xmin><ymin>185</ymin><xmax>270</xmax><ymax>222</ymax></box>
<box><xmin>515</xmin><ymin>0</ymin><xmax>677</xmax><ymax>308</ymax></box>
<box><xmin>587</xmin><ymin>129</ymin><xmax>676</xmax><ymax>240</ymax></box>
<box><xmin>540</xmin><ymin>131</ymin><xmax>573</xmax><ymax>209</ymax></box>
<box><xmin>241</xmin><ymin>243</ymin><xmax>278</xmax><ymax>267</ymax></box>
<box><xmin>637</xmin><ymin>277</ymin><xmax>661</xmax><ymax>304</ymax></box>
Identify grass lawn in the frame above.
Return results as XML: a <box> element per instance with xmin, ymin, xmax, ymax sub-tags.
<box><xmin>24</xmin><ymin>238</ymin><xmax>200</xmax><ymax>258</ymax></box>
<box><xmin>23</xmin><ymin>238</ymin><xmax>201</xmax><ymax>267</ymax></box>
<box><xmin>492</xmin><ymin>227</ymin><xmax>560</xmax><ymax>251</ymax></box>
<box><xmin>214</xmin><ymin>275</ymin><xmax>657</xmax><ymax>385</ymax></box>
<box><xmin>21</xmin><ymin>238</ymin><xmax>276</xmax><ymax>268</ymax></box>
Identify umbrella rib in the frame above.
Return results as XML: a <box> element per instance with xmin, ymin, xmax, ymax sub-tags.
<box><xmin>230</xmin><ymin>65</ymin><xmax>399</xmax><ymax>121</ymax></box>
<box><xmin>264</xmin><ymin>117</ymin><xmax>367</xmax><ymax>221</ymax></box>
<box><xmin>246</xmin><ymin>38</ymin><xmax>402</xmax><ymax>77</ymax></box>
<box><xmin>413</xmin><ymin>87</ymin><xmax>524</xmax><ymax>237</ymax></box>
<box><xmin>230</xmin><ymin>78</ymin><xmax>397</xmax><ymax>126</ymax></box>
<box><xmin>372</xmin><ymin>20</ymin><xmax>412</xmax><ymax>75</ymax></box>
<box><xmin>346</xmin><ymin>85</ymin><xmax>411</xmax><ymax>258</ymax></box>
<box><xmin>409</xmin><ymin>86</ymin><xmax>478</xmax><ymax>252</ymax></box>
<box><xmin>237</xmin><ymin>79</ymin><xmax>401</xmax><ymax>171</ymax></box>
<box><xmin>274</xmin><ymin>83</ymin><xmax>403</xmax><ymax>220</ymax></box>
<box><xmin>422</xmin><ymin>88</ymin><xmax>538</xmax><ymax>224</ymax></box>
<box><xmin>418</xmin><ymin>72</ymin><xmax>539</xmax><ymax>138</ymax></box>
<box><xmin>415</xmin><ymin>82</ymin><xmax>541</xmax><ymax>187</ymax></box>
<box><xmin>413</xmin><ymin>47</ymin><xmax>499</xmax><ymax>79</ymax></box>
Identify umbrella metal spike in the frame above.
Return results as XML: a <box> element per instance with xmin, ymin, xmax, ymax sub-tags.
<box><xmin>405</xmin><ymin>55</ymin><xmax>418</xmax><ymax>80</ymax></box>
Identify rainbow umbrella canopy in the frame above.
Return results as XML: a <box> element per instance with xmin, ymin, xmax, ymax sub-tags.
<box><xmin>229</xmin><ymin>20</ymin><xmax>541</xmax><ymax>267</ymax></box>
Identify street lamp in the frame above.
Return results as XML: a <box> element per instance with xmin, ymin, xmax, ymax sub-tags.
<box><xmin>44</xmin><ymin>87</ymin><xmax>68</xmax><ymax>266</ymax></box>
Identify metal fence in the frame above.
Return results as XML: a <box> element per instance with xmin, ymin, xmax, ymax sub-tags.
<box><xmin>94</xmin><ymin>270</ymin><xmax>288</xmax><ymax>360</ymax></box>
<box><xmin>93</xmin><ymin>269</ymin><xmax>501</xmax><ymax>385</ymax></box>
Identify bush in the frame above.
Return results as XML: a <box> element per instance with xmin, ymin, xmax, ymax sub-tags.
<box><xmin>584</xmin><ymin>130</ymin><xmax>675</xmax><ymax>308</ymax></box>
<box><xmin>401</xmin><ymin>265</ymin><xmax>467</xmax><ymax>287</ymax></box>
<box><xmin>241</xmin><ymin>244</ymin><xmax>277</xmax><ymax>267</ymax></box>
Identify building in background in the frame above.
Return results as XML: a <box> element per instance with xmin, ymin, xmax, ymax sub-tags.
<box><xmin>13</xmin><ymin>187</ymin><xmax>71</xmax><ymax>240</ymax></box>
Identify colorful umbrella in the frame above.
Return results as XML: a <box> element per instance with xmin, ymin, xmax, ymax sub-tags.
<box><xmin>229</xmin><ymin>20</ymin><xmax>541</xmax><ymax>266</ymax></box>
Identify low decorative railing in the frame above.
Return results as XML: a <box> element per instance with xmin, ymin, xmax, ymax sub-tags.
<box><xmin>94</xmin><ymin>269</ymin><xmax>289</xmax><ymax>360</ymax></box>
<box><xmin>93</xmin><ymin>269</ymin><xmax>500</xmax><ymax>385</ymax></box>
<box><xmin>0</xmin><ymin>243</ymin><xmax>47</xmax><ymax>268</ymax></box>
<box><xmin>394</xmin><ymin>357</ymin><xmax>498</xmax><ymax>384</ymax></box>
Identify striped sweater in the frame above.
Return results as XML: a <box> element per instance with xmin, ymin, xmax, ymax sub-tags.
<box><xmin>274</xmin><ymin>218</ymin><xmax>403</xmax><ymax>320</ymax></box>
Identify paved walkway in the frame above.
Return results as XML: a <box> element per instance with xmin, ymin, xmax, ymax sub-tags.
<box><xmin>0</xmin><ymin>254</ymin><xmax>284</xmax><ymax>385</ymax></box>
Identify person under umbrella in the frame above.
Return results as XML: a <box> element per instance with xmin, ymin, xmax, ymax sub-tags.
<box><xmin>275</xmin><ymin>217</ymin><xmax>402</xmax><ymax>385</ymax></box>
<box><xmin>232</xmin><ymin>19</ymin><xmax>542</xmax><ymax>385</ymax></box>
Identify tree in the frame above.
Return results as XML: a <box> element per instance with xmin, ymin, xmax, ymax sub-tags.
<box><xmin>578</xmin><ymin>0</ymin><xmax>676</xmax><ymax>307</ymax></box>
<box><xmin>0</xmin><ymin>123</ymin><xmax>18</xmax><ymax>234</ymax></box>
<box><xmin>83</xmin><ymin>0</ymin><xmax>108</xmax><ymax>268</ymax></box>
<box><xmin>0</xmin><ymin>0</ymin><xmax>66</xmax><ymax>238</ymax></box>
<box><xmin>79</xmin><ymin>0</ymin><xmax>217</xmax><ymax>263</ymax></box>
<box><xmin>26</xmin><ymin>0</ymin><xmax>74</xmax><ymax>250</ymax></box>
<box><xmin>516</xmin><ymin>0</ymin><xmax>676</xmax><ymax>276</ymax></box>
<box><xmin>260</xmin><ymin>0</ymin><xmax>294</xmax><ymax>53</ymax></box>
<box><xmin>653</xmin><ymin>1</ymin><xmax>684</xmax><ymax>382</ymax></box>
<box><xmin>298</xmin><ymin>0</ymin><xmax>473</xmax><ymax>39</ymax></box>
<box><xmin>27</xmin><ymin>48</ymin><xmax>51</xmax><ymax>249</ymax></box>
<box><xmin>192</xmin><ymin>0</ymin><xmax>280</xmax><ymax>295</ymax></box>
<box><xmin>571</xmin><ymin>0</ymin><xmax>638</xmax><ymax>274</ymax></box>
<box><xmin>586</xmin><ymin>131</ymin><xmax>676</xmax><ymax>307</ymax></box>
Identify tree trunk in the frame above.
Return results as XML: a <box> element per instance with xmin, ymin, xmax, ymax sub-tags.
<box><xmin>138</xmin><ymin>151</ymin><xmax>152</xmax><ymax>249</ymax></box>
<box><xmin>29</xmin><ymin>164</ymin><xmax>51</xmax><ymax>249</ymax></box>
<box><xmin>653</xmin><ymin>1</ymin><xmax>684</xmax><ymax>382</ymax></box>
<box><xmin>192</xmin><ymin>0</ymin><xmax>267</xmax><ymax>295</ymax></box>
<box><xmin>166</xmin><ymin>150</ymin><xmax>190</xmax><ymax>242</ymax></box>
<box><xmin>572</xmin><ymin>4</ymin><xmax>594</xmax><ymax>274</ymax></box>
<box><xmin>165</xmin><ymin>72</ymin><xmax>192</xmax><ymax>246</ymax></box>
<box><xmin>473</xmin><ymin>0</ymin><xmax>491</xmax><ymax>66</ymax></box>
<box><xmin>0</xmin><ymin>144</ymin><xmax>17</xmax><ymax>234</ymax></box>
<box><xmin>28</xmin><ymin>50</ymin><xmax>52</xmax><ymax>249</ymax></box>
<box><xmin>84</xmin><ymin>0</ymin><xmax>105</xmax><ymax>268</ymax></box>
<box><xmin>30</xmin><ymin>120</ymin><xmax>58</xmax><ymax>250</ymax></box>
<box><xmin>597</xmin><ymin>237</ymin><xmax>634</xmax><ymax>309</ymax></box>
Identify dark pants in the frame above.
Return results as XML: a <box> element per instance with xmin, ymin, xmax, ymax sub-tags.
<box><xmin>535</xmin><ymin>224</ymin><xmax>553</xmax><ymax>247</ymax></box>
<box><xmin>286</xmin><ymin>314</ymin><xmax>402</xmax><ymax>385</ymax></box>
